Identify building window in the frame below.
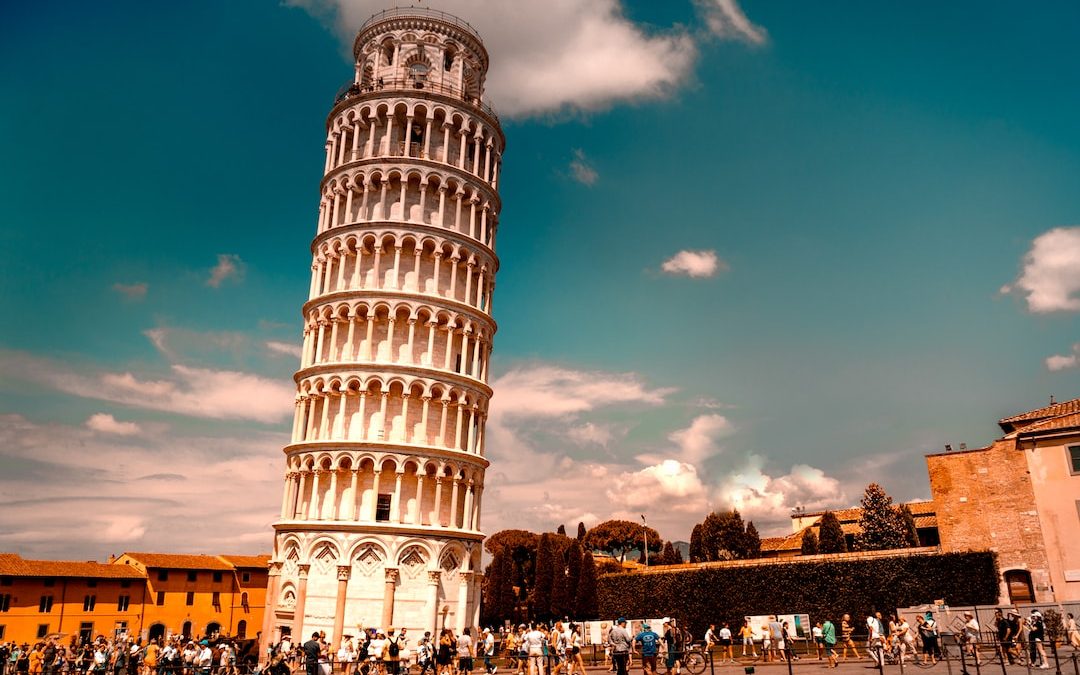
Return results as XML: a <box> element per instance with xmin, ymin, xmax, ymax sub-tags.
<box><xmin>185</xmin><ymin>591</ymin><xmax>195</xmax><ymax>606</ymax></box>
<box><xmin>156</xmin><ymin>591</ymin><xmax>165</xmax><ymax>606</ymax></box>
<box><xmin>37</xmin><ymin>624</ymin><xmax>49</xmax><ymax>639</ymax></box>
<box><xmin>157</xmin><ymin>570</ymin><xmax>168</xmax><ymax>582</ymax></box>
<box><xmin>237</xmin><ymin>620</ymin><xmax>247</xmax><ymax>639</ymax></box>
<box><xmin>211</xmin><ymin>592</ymin><xmax>220</xmax><ymax>607</ymax></box>
<box><xmin>213</xmin><ymin>571</ymin><xmax>223</xmax><ymax>583</ymax></box>
<box><xmin>83</xmin><ymin>595</ymin><xmax>96</xmax><ymax>612</ymax></box>
<box><xmin>0</xmin><ymin>594</ymin><xmax>10</xmax><ymax>612</ymax></box>
<box><xmin>241</xmin><ymin>572</ymin><xmax>250</xmax><ymax>583</ymax></box>
<box><xmin>39</xmin><ymin>595</ymin><xmax>53</xmax><ymax>613</ymax></box>
<box><xmin>1004</xmin><ymin>569</ymin><xmax>1035</xmax><ymax>604</ymax></box>
<box><xmin>79</xmin><ymin>622</ymin><xmax>93</xmax><ymax>644</ymax></box>
<box><xmin>187</xmin><ymin>571</ymin><xmax>197</xmax><ymax>582</ymax></box>
<box><xmin>117</xmin><ymin>595</ymin><xmax>130</xmax><ymax>612</ymax></box>
<box><xmin>1069</xmin><ymin>446</ymin><xmax>1080</xmax><ymax>475</ymax></box>
<box><xmin>240</xmin><ymin>592</ymin><xmax>249</xmax><ymax>608</ymax></box>
<box><xmin>375</xmin><ymin>493</ymin><xmax>392</xmax><ymax>522</ymax></box>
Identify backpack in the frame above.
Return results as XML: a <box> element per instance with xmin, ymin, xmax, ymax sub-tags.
<box><xmin>387</xmin><ymin>638</ymin><xmax>400</xmax><ymax>658</ymax></box>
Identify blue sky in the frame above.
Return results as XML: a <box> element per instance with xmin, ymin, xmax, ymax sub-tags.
<box><xmin>2</xmin><ymin>0</ymin><xmax>1079</xmax><ymax>558</ymax></box>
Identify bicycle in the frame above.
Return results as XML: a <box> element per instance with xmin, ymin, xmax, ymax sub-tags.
<box><xmin>680</xmin><ymin>647</ymin><xmax>706</xmax><ymax>675</ymax></box>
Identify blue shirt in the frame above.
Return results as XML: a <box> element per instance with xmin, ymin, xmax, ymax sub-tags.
<box><xmin>635</xmin><ymin>631</ymin><xmax>661</xmax><ymax>657</ymax></box>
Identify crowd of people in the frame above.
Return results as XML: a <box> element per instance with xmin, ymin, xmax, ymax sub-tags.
<box><xmin>0</xmin><ymin>635</ymin><xmax>244</xmax><ymax>675</ymax></box>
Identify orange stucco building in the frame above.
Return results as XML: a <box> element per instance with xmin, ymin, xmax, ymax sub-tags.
<box><xmin>0</xmin><ymin>552</ymin><xmax>267</xmax><ymax>646</ymax></box>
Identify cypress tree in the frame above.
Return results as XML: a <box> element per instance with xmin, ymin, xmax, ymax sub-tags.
<box><xmin>899</xmin><ymin>504</ymin><xmax>921</xmax><ymax>547</ymax></box>
<box><xmin>557</xmin><ymin>524</ymin><xmax>567</xmax><ymax>536</ymax></box>
<box><xmin>577</xmin><ymin>551</ymin><xmax>599</xmax><ymax>619</ymax></box>
<box><xmin>565</xmin><ymin>541</ymin><xmax>582</xmax><ymax>614</ymax></box>
<box><xmin>532</xmin><ymin>533</ymin><xmax>556</xmax><ymax>619</ymax></box>
<box><xmin>817</xmin><ymin>511</ymin><xmax>847</xmax><ymax>553</ymax></box>
<box><xmin>800</xmin><ymin>528</ymin><xmax>819</xmax><ymax>555</ymax></box>
<box><xmin>660</xmin><ymin>541</ymin><xmax>677</xmax><ymax>565</ymax></box>
<box><xmin>577</xmin><ymin>522</ymin><xmax>587</xmax><ymax>541</ymax></box>
<box><xmin>673</xmin><ymin>545</ymin><xmax>684</xmax><ymax>564</ymax></box>
<box><xmin>689</xmin><ymin>523</ymin><xmax>706</xmax><ymax>563</ymax></box>
<box><xmin>745</xmin><ymin>521</ymin><xmax>762</xmax><ymax>558</ymax></box>
<box><xmin>550</xmin><ymin>553</ymin><xmax>568</xmax><ymax>619</ymax></box>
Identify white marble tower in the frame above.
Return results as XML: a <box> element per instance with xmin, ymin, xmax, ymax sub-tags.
<box><xmin>261</xmin><ymin>7</ymin><xmax>503</xmax><ymax>651</ymax></box>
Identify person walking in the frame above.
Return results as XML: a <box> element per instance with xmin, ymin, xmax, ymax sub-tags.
<box><xmin>840</xmin><ymin>615</ymin><xmax>860</xmax><ymax>661</ymax></box>
<box><xmin>633</xmin><ymin>624</ymin><xmax>660</xmax><ymax>675</ymax></box>
<box><xmin>608</xmin><ymin>620</ymin><xmax>632</xmax><ymax>675</ymax></box>
<box><xmin>821</xmin><ymin>619</ymin><xmax>837</xmax><ymax>669</ymax></box>
<box><xmin>738</xmin><ymin>620</ymin><xmax>756</xmax><ymax>659</ymax></box>
<box><xmin>1028</xmin><ymin>610</ymin><xmax>1049</xmax><ymax>669</ymax></box>
<box><xmin>302</xmin><ymin>634</ymin><xmax>321</xmax><ymax>675</ymax></box>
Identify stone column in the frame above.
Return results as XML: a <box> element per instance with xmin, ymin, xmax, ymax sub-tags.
<box><xmin>292</xmin><ymin>563</ymin><xmax>310</xmax><ymax>641</ymax></box>
<box><xmin>381</xmin><ymin>568</ymin><xmax>399</xmax><ymax>630</ymax></box>
<box><xmin>433</xmin><ymin>478</ymin><xmax>444</xmax><ymax>526</ymax></box>
<box><xmin>415</xmin><ymin>470</ymin><xmax>426</xmax><ymax>525</ymax></box>
<box><xmin>426</xmin><ymin>571</ymin><xmax>441</xmax><ymax>636</ymax></box>
<box><xmin>392</xmin><ymin>471</ymin><xmax>405</xmax><ymax>522</ymax></box>
<box><xmin>348</xmin><ymin>468</ymin><xmax>360</xmax><ymax>520</ymax></box>
<box><xmin>455</xmin><ymin>572</ymin><xmax>472</xmax><ymax>634</ymax></box>
<box><xmin>368</xmin><ymin>469</ymin><xmax>382</xmax><ymax>521</ymax></box>
<box><xmin>332</xmin><ymin>565</ymin><xmax>350</xmax><ymax>650</ymax></box>
<box><xmin>259</xmin><ymin>561</ymin><xmax>283</xmax><ymax>664</ymax></box>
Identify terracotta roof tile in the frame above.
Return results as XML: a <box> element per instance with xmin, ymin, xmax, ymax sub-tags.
<box><xmin>122</xmin><ymin>553</ymin><xmax>233</xmax><ymax>570</ymax></box>
<box><xmin>1015</xmin><ymin>411</ymin><xmax>1080</xmax><ymax>436</ymax></box>
<box><xmin>218</xmin><ymin>554</ymin><xmax>270</xmax><ymax>569</ymax></box>
<box><xmin>999</xmin><ymin>398</ymin><xmax>1080</xmax><ymax>431</ymax></box>
<box><xmin>0</xmin><ymin>553</ymin><xmax>144</xmax><ymax>579</ymax></box>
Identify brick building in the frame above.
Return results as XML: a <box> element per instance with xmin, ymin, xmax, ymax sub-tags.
<box><xmin>0</xmin><ymin>552</ymin><xmax>267</xmax><ymax>646</ymax></box>
<box><xmin>928</xmin><ymin>398</ymin><xmax>1080</xmax><ymax>603</ymax></box>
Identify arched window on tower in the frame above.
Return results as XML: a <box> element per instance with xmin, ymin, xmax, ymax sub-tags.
<box><xmin>443</xmin><ymin>49</ymin><xmax>455</xmax><ymax>72</ymax></box>
<box><xmin>382</xmin><ymin>39</ymin><xmax>395</xmax><ymax>66</ymax></box>
<box><xmin>410</xmin><ymin>62</ymin><xmax>429</xmax><ymax>88</ymax></box>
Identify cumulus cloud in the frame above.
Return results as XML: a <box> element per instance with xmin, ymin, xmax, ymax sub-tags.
<box><xmin>1046</xmin><ymin>344</ymin><xmax>1080</xmax><ymax>371</ymax></box>
<box><xmin>0</xmin><ymin>414</ymin><xmax>282</xmax><ymax>558</ymax></box>
<box><xmin>112</xmin><ymin>282</ymin><xmax>148</xmax><ymax>301</ymax></box>
<box><xmin>566</xmin><ymin>422</ymin><xmax>615</xmax><ymax>447</ymax></box>
<box><xmin>0</xmin><ymin>351</ymin><xmax>294</xmax><ymax>424</ymax></box>
<box><xmin>207</xmin><ymin>253</ymin><xmax>244</xmax><ymax>288</ymax></box>
<box><xmin>490</xmin><ymin>364</ymin><xmax>671</xmax><ymax>421</ymax></box>
<box><xmin>266</xmin><ymin>341</ymin><xmax>303</xmax><ymax>359</ymax></box>
<box><xmin>85</xmin><ymin>413</ymin><xmax>141</xmax><ymax>436</ymax></box>
<box><xmin>608</xmin><ymin>460</ymin><xmax>709</xmax><ymax>513</ymax></box>
<box><xmin>697</xmin><ymin>0</ymin><xmax>768</xmax><ymax>45</ymax></box>
<box><xmin>569</xmin><ymin>149</ymin><xmax>598</xmax><ymax>186</ymax></box>
<box><xmin>661</xmin><ymin>249</ymin><xmax>726</xmax><ymax>278</ymax></box>
<box><xmin>289</xmin><ymin>0</ymin><xmax>765</xmax><ymax>117</ymax></box>
<box><xmin>1002</xmin><ymin>227</ymin><xmax>1080</xmax><ymax>313</ymax></box>
<box><xmin>669</xmin><ymin>413</ymin><xmax>732</xmax><ymax>464</ymax></box>
<box><xmin>716</xmin><ymin>455</ymin><xmax>846</xmax><ymax>528</ymax></box>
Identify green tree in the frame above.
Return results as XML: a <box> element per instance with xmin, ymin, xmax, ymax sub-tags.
<box><xmin>481</xmin><ymin>547</ymin><xmax>517</xmax><ymax>624</ymax></box>
<box><xmin>855</xmin><ymin>483</ymin><xmax>909</xmax><ymax>551</ymax></box>
<box><xmin>565</xmin><ymin>541</ymin><xmax>583</xmax><ymax>613</ymax></box>
<box><xmin>660</xmin><ymin>541</ymin><xmax>677</xmax><ymax>565</ymax></box>
<box><xmin>689</xmin><ymin>524</ymin><xmax>706</xmax><ymax>563</ymax></box>
<box><xmin>745</xmin><ymin>521</ymin><xmax>762</xmax><ymax>558</ymax></box>
<box><xmin>584</xmin><ymin>519</ymin><xmax>661</xmax><ymax>562</ymax></box>
<box><xmin>673</xmin><ymin>545</ymin><xmax>684</xmax><ymax>564</ymax></box>
<box><xmin>532</xmin><ymin>533</ymin><xmax>556</xmax><ymax>618</ymax></box>
<box><xmin>899</xmin><ymin>504</ymin><xmax>921</xmax><ymax>547</ymax></box>
<box><xmin>485</xmin><ymin>529</ymin><xmax>540</xmax><ymax>607</ymax></box>
<box><xmin>702</xmin><ymin>510</ymin><xmax>751</xmax><ymax>559</ymax></box>
<box><xmin>817</xmin><ymin>511</ymin><xmax>847</xmax><ymax>553</ymax></box>
<box><xmin>550</xmin><ymin>551</ymin><xmax>569</xmax><ymax>619</ymax></box>
<box><xmin>557</xmin><ymin>524</ymin><xmax>567</xmax><ymax>536</ymax></box>
<box><xmin>577</xmin><ymin>522</ymin><xmax>587</xmax><ymax>541</ymax></box>
<box><xmin>800</xmin><ymin>528</ymin><xmax>819</xmax><ymax>555</ymax></box>
<box><xmin>577</xmin><ymin>551</ymin><xmax>600</xmax><ymax>619</ymax></box>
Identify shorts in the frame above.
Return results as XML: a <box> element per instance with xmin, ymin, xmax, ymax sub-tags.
<box><xmin>719</xmin><ymin>639</ymin><xmax>731</xmax><ymax>647</ymax></box>
<box><xmin>641</xmin><ymin>656</ymin><xmax>657</xmax><ymax>672</ymax></box>
<box><xmin>742</xmin><ymin>637</ymin><xmax>754</xmax><ymax>645</ymax></box>
<box><xmin>458</xmin><ymin>657</ymin><xmax>473</xmax><ymax>672</ymax></box>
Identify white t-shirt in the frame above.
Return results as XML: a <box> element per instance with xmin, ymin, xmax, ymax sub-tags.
<box><xmin>719</xmin><ymin>627</ymin><xmax>731</xmax><ymax>641</ymax></box>
<box><xmin>484</xmin><ymin>634</ymin><xmax>495</xmax><ymax>657</ymax></box>
<box><xmin>524</xmin><ymin>630</ymin><xmax>546</xmax><ymax>656</ymax></box>
<box><xmin>457</xmin><ymin>635</ymin><xmax>473</xmax><ymax>658</ymax></box>
<box><xmin>368</xmin><ymin>639</ymin><xmax>384</xmax><ymax>659</ymax></box>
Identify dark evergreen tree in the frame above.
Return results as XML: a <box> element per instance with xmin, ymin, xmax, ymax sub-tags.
<box><xmin>660</xmin><ymin>541</ymin><xmax>677</xmax><ymax>565</ymax></box>
<box><xmin>689</xmin><ymin>523</ymin><xmax>706</xmax><ymax>563</ymax></box>
<box><xmin>565</xmin><ymin>541</ymin><xmax>583</xmax><ymax>614</ymax></box>
<box><xmin>577</xmin><ymin>551</ymin><xmax>599</xmax><ymax>619</ymax></box>
<box><xmin>855</xmin><ymin>483</ymin><xmax>909</xmax><ymax>551</ymax></box>
<box><xmin>557</xmin><ymin>524</ymin><xmax>567</xmax><ymax>536</ymax></box>
<box><xmin>532</xmin><ymin>533</ymin><xmax>556</xmax><ymax>618</ymax></box>
<box><xmin>744</xmin><ymin>521</ymin><xmax>762</xmax><ymax>558</ymax></box>
<box><xmin>577</xmin><ymin>522</ymin><xmax>587</xmax><ymax>541</ymax></box>
<box><xmin>800</xmin><ymin>528</ymin><xmax>819</xmax><ymax>555</ymax></box>
<box><xmin>549</xmin><ymin>553</ymin><xmax>568</xmax><ymax>619</ymax></box>
<box><xmin>899</xmin><ymin>504</ymin><xmax>921</xmax><ymax>547</ymax></box>
<box><xmin>817</xmin><ymin>511</ymin><xmax>847</xmax><ymax>553</ymax></box>
<box><xmin>673</xmin><ymin>545</ymin><xmax>684</xmax><ymax>564</ymax></box>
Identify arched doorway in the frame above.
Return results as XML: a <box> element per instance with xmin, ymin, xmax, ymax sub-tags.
<box><xmin>182</xmin><ymin>621</ymin><xmax>192</xmax><ymax>639</ymax></box>
<box><xmin>207</xmin><ymin>622</ymin><xmax>222</xmax><ymax>637</ymax></box>
<box><xmin>1004</xmin><ymin>569</ymin><xmax>1035</xmax><ymax>604</ymax></box>
<box><xmin>148</xmin><ymin>623</ymin><xmax>166</xmax><ymax>642</ymax></box>
<box><xmin>237</xmin><ymin>620</ymin><xmax>247</xmax><ymax>639</ymax></box>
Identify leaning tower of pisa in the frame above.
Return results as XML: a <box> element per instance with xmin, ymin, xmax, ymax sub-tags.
<box><xmin>261</xmin><ymin>8</ymin><xmax>503</xmax><ymax>650</ymax></box>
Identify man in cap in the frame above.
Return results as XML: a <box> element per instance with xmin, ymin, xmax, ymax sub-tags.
<box><xmin>633</xmin><ymin>623</ymin><xmax>661</xmax><ymax>675</ymax></box>
<box><xmin>482</xmin><ymin>628</ymin><xmax>497</xmax><ymax>675</ymax></box>
<box><xmin>1028</xmin><ymin>610</ymin><xmax>1048</xmax><ymax>668</ymax></box>
<box><xmin>608</xmin><ymin>619</ymin><xmax>632</xmax><ymax>675</ymax></box>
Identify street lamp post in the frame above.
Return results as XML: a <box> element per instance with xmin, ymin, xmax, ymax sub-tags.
<box><xmin>641</xmin><ymin>514</ymin><xmax>649</xmax><ymax>566</ymax></box>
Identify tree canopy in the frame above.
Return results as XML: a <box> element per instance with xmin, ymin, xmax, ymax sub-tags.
<box><xmin>584</xmin><ymin>519</ymin><xmax>662</xmax><ymax>561</ymax></box>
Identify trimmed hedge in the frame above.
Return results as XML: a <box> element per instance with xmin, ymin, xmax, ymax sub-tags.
<box><xmin>598</xmin><ymin>551</ymin><xmax>998</xmax><ymax>638</ymax></box>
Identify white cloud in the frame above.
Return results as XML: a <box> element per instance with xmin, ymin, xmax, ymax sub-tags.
<box><xmin>290</xmin><ymin>0</ymin><xmax>758</xmax><ymax>117</ymax></box>
<box><xmin>266</xmin><ymin>340</ymin><xmax>303</xmax><ymax>359</ymax></box>
<box><xmin>661</xmin><ymin>249</ymin><xmax>726</xmax><ymax>278</ymax></box>
<box><xmin>1046</xmin><ymin>344</ymin><xmax>1080</xmax><ymax>371</ymax></box>
<box><xmin>608</xmin><ymin>459</ymin><xmax>710</xmax><ymax>513</ymax></box>
<box><xmin>566</xmin><ymin>422</ymin><xmax>615</xmax><ymax>447</ymax></box>
<box><xmin>716</xmin><ymin>455</ymin><xmax>846</xmax><ymax>528</ymax></box>
<box><xmin>697</xmin><ymin>0</ymin><xmax>768</xmax><ymax>45</ymax></box>
<box><xmin>85</xmin><ymin>413</ymin><xmax>142</xmax><ymax>436</ymax></box>
<box><xmin>569</xmin><ymin>149</ymin><xmax>598</xmax><ymax>186</ymax></box>
<box><xmin>1</xmin><ymin>351</ymin><xmax>294</xmax><ymax>424</ymax></box>
<box><xmin>0</xmin><ymin>414</ymin><xmax>282</xmax><ymax>558</ymax></box>
<box><xmin>1003</xmin><ymin>226</ymin><xmax>1080</xmax><ymax>313</ymax></box>
<box><xmin>112</xmin><ymin>282</ymin><xmax>148</xmax><ymax>301</ymax></box>
<box><xmin>668</xmin><ymin>413</ymin><xmax>732</xmax><ymax>464</ymax></box>
<box><xmin>489</xmin><ymin>364</ymin><xmax>671</xmax><ymax>421</ymax></box>
<box><xmin>207</xmin><ymin>253</ymin><xmax>244</xmax><ymax>288</ymax></box>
